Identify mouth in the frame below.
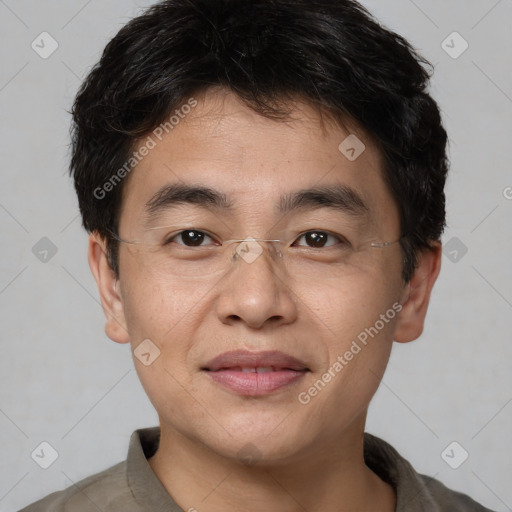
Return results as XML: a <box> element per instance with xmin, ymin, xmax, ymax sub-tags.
<box><xmin>201</xmin><ymin>350</ymin><xmax>310</xmax><ymax>396</ymax></box>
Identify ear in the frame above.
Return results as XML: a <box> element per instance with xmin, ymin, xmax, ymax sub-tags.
<box><xmin>393</xmin><ymin>241</ymin><xmax>442</xmax><ymax>343</ymax></box>
<box><xmin>88</xmin><ymin>232</ymin><xmax>130</xmax><ymax>344</ymax></box>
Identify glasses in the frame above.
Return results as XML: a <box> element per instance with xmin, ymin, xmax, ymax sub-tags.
<box><xmin>110</xmin><ymin>225</ymin><xmax>402</xmax><ymax>280</ymax></box>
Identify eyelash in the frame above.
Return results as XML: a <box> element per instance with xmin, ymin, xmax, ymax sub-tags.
<box><xmin>163</xmin><ymin>229</ymin><xmax>349</xmax><ymax>248</ymax></box>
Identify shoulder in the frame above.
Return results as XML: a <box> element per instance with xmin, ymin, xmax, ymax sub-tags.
<box><xmin>18</xmin><ymin>460</ymin><xmax>138</xmax><ymax>512</ymax></box>
<box><xmin>419</xmin><ymin>473</ymin><xmax>496</xmax><ymax>512</ymax></box>
<box><xmin>363</xmin><ymin>433</ymin><xmax>496</xmax><ymax>512</ymax></box>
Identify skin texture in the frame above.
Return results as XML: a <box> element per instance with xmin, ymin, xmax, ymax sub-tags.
<box><xmin>89</xmin><ymin>87</ymin><xmax>442</xmax><ymax>512</ymax></box>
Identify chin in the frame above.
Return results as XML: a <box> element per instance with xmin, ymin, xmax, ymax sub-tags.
<box><xmin>207</xmin><ymin>416</ymin><xmax>314</xmax><ymax>466</ymax></box>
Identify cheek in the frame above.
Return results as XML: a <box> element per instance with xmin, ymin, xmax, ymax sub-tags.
<box><xmin>119</xmin><ymin>254</ymin><xmax>208</xmax><ymax>342</ymax></box>
<box><xmin>295</xmin><ymin>278</ymin><xmax>398</xmax><ymax>435</ymax></box>
<box><xmin>296</xmin><ymin>269</ymin><xmax>400</xmax><ymax>388</ymax></box>
<box><xmin>326</xmin><ymin>297</ymin><xmax>397</xmax><ymax>376</ymax></box>
<box><xmin>118</xmin><ymin>259</ymin><xmax>215</xmax><ymax>386</ymax></box>
<box><xmin>120</xmin><ymin>275</ymin><xmax>206</xmax><ymax>421</ymax></box>
<box><xmin>296</xmin><ymin>265</ymin><xmax>400</xmax><ymax>331</ymax></box>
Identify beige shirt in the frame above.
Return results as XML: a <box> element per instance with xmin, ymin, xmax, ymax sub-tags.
<box><xmin>20</xmin><ymin>427</ymin><xmax>495</xmax><ymax>511</ymax></box>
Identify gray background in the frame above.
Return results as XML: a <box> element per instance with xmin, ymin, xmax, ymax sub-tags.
<box><xmin>1</xmin><ymin>1</ymin><xmax>511</xmax><ymax>510</ymax></box>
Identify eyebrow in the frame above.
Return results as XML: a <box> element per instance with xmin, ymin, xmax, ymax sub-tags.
<box><xmin>144</xmin><ymin>183</ymin><xmax>233</xmax><ymax>222</ymax></box>
<box><xmin>143</xmin><ymin>182</ymin><xmax>369</xmax><ymax>223</ymax></box>
<box><xmin>278</xmin><ymin>184</ymin><xmax>369</xmax><ymax>217</ymax></box>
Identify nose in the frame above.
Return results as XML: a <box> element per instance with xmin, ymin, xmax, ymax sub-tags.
<box><xmin>215</xmin><ymin>240</ymin><xmax>298</xmax><ymax>329</ymax></box>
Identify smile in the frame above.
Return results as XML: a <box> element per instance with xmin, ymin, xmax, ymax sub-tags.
<box><xmin>203</xmin><ymin>367</ymin><xmax>308</xmax><ymax>396</ymax></box>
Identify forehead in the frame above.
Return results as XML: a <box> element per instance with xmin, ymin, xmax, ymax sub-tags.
<box><xmin>119</xmin><ymin>88</ymin><xmax>399</xmax><ymax>233</ymax></box>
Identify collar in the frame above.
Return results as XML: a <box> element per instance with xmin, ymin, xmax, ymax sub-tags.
<box><xmin>126</xmin><ymin>427</ymin><xmax>440</xmax><ymax>512</ymax></box>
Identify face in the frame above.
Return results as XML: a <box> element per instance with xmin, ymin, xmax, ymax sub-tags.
<box><xmin>91</xmin><ymin>87</ymin><xmax>430</xmax><ymax>465</ymax></box>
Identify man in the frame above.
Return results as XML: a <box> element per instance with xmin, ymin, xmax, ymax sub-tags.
<box><xmin>21</xmin><ymin>0</ymin><xmax>495</xmax><ymax>510</ymax></box>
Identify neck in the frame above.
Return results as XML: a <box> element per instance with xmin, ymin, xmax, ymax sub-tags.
<box><xmin>148</xmin><ymin>420</ymin><xmax>396</xmax><ymax>512</ymax></box>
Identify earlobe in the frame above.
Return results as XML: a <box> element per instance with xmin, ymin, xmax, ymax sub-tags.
<box><xmin>88</xmin><ymin>233</ymin><xmax>130</xmax><ymax>344</ymax></box>
<box><xmin>393</xmin><ymin>242</ymin><xmax>442</xmax><ymax>344</ymax></box>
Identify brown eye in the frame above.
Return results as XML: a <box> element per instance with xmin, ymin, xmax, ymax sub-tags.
<box><xmin>167</xmin><ymin>230</ymin><xmax>213</xmax><ymax>247</ymax></box>
<box><xmin>295</xmin><ymin>231</ymin><xmax>342</xmax><ymax>248</ymax></box>
<box><xmin>306</xmin><ymin>232</ymin><xmax>327</xmax><ymax>247</ymax></box>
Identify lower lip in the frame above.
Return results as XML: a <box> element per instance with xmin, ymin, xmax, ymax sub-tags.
<box><xmin>204</xmin><ymin>369</ymin><xmax>308</xmax><ymax>396</ymax></box>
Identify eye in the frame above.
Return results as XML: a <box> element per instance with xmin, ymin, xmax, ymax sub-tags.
<box><xmin>165</xmin><ymin>230</ymin><xmax>216</xmax><ymax>247</ymax></box>
<box><xmin>293</xmin><ymin>231</ymin><xmax>347</xmax><ymax>248</ymax></box>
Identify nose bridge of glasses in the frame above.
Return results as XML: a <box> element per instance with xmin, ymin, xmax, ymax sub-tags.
<box><xmin>224</xmin><ymin>237</ymin><xmax>283</xmax><ymax>265</ymax></box>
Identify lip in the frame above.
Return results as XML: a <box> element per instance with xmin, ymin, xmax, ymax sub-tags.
<box><xmin>201</xmin><ymin>350</ymin><xmax>310</xmax><ymax>396</ymax></box>
<box><xmin>203</xmin><ymin>350</ymin><xmax>309</xmax><ymax>372</ymax></box>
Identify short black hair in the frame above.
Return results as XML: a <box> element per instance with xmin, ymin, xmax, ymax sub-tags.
<box><xmin>70</xmin><ymin>0</ymin><xmax>449</xmax><ymax>283</ymax></box>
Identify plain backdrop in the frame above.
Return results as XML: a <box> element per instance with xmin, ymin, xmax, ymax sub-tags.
<box><xmin>1</xmin><ymin>1</ymin><xmax>511</xmax><ymax>511</ymax></box>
